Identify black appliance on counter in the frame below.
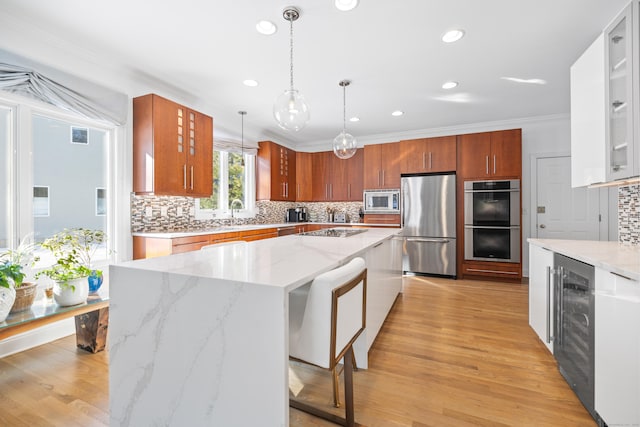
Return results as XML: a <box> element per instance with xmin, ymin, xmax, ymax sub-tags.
<box><xmin>286</xmin><ymin>207</ymin><xmax>308</xmax><ymax>223</ymax></box>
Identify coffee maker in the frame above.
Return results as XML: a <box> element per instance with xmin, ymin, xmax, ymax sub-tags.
<box><xmin>286</xmin><ymin>207</ymin><xmax>309</xmax><ymax>222</ymax></box>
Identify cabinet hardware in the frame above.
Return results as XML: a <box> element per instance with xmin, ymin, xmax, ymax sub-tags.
<box><xmin>466</xmin><ymin>268</ymin><xmax>518</xmax><ymax>275</ymax></box>
<box><xmin>183</xmin><ymin>164</ymin><xmax>187</xmax><ymax>189</ymax></box>
<box><xmin>485</xmin><ymin>156</ymin><xmax>489</xmax><ymax>175</ymax></box>
<box><xmin>429</xmin><ymin>152</ymin><xmax>433</xmax><ymax>170</ymax></box>
<box><xmin>493</xmin><ymin>155</ymin><xmax>496</xmax><ymax>174</ymax></box>
<box><xmin>382</xmin><ymin>170</ymin><xmax>385</xmax><ymax>186</ymax></box>
<box><xmin>422</xmin><ymin>152</ymin><xmax>426</xmax><ymax>169</ymax></box>
<box><xmin>190</xmin><ymin>166</ymin><xmax>194</xmax><ymax>190</ymax></box>
<box><xmin>546</xmin><ymin>266</ymin><xmax>551</xmax><ymax>344</ymax></box>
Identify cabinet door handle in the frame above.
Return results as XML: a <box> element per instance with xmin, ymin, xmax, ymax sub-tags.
<box><xmin>545</xmin><ymin>266</ymin><xmax>551</xmax><ymax>344</ymax></box>
<box><xmin>297</xmin><ymin>183</ymin><xmax>300</xmax><ymax>199</ymax></box>
<box><xmin>348</xmin><ymin>183</ymin><xmax>351</xmax><ymax>199</ymax></box>
<box><xmin>485</xmin><ymin>156</ymin><xmax>489</xmax><ymax>175</ymax></box>
<box><xmin>429</xmin><ymin>152</ymin><xmax>433</xmax><ymax>170</ymax></box>
<box><xmin>422</xmin><ymin>152</ymin><xmax>426</xmax><ymax>169</ymax></box>
<box><xmin>382</xmin><ymin>170</ymin><xmax>385</xmax><ymax>186</ymax></box>
<box><xmin>183</xmin><ymin>164</ymin><xmax>187</xmax><ymax>189</ymax></box>
<box><xmin>493</xmin><ymin>155</ymin><xmax>496</xmax><ymax>174</ymax></box>
<box><xmin>190</xmin><ymin>166</ymin><xmax>194</xmax><ymax>190</ymax></box>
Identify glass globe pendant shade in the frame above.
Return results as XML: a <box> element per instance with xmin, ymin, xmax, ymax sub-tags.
<box><xmin>333</xmin><ymin>130</ymin><xmax>357</xmax><ymax>159</ymax></box>
<box><xmin>273</xmin><ymin>88</ymin><xmax>310</xmax><ymax>132</ymax></box>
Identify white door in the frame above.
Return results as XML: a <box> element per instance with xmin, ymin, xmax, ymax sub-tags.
<box><xmin>536</xmin><ymin>156</ymin><xmax>601</xmax><ymax>240</ymax></box>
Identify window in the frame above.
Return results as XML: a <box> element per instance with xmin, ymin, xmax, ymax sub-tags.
<box><xmin>33</xmin><ymin>186</ymin><xmax>50</xmax><ymax>217</ymax></box>
<box><xmin>0</xmin><ymin>95</ymin><xmax>115</xmax><ymax>270</ymax></box>
<box><xmin>196</xmin><ymin>150</ymin><xmax>255</xmax><ymax>219</ymax></box>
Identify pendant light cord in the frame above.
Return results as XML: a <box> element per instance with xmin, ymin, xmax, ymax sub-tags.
<box><xmin>289</xmin><ymin>17</ymin><xmax>294</xmax><ymax>91</ymax></box>
<box><xmin>342</xmin><ymin>83</ymin><xmax>346</xmax><ymax>132</ymax></box>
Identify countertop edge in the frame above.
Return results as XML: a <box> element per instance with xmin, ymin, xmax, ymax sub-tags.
<box><xmin>528</xmin><ymin>238</ymin><xmax>640</xmax><ymax>282</ymax></box>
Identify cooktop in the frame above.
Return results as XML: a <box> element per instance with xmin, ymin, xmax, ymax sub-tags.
<box><xmin>300</xmin><ymin>228</ymin><xmax>367</xmax><ymax>238</ymax></box>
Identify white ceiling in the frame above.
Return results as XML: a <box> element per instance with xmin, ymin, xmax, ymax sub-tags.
<box><xmin>0</xmin><ymin>0</ymin><xmax>629</xmax><ymax>150</ymax></box>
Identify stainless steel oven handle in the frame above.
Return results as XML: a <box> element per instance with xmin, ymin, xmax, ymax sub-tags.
<box><xmin>558</xmin><ymin>266</ymin><xmax>565</xmax><ymax>347</ymax></box>
<box><xmin>406</xmin><ymin>237</ymin><xmax>450</xmax><ymax>243</ymax></box>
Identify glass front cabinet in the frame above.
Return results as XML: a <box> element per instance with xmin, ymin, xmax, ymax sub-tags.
<box><xmin>604</xmin><ymin>1</ymin><xmax>639</xmax><ymax>182</ymax></box>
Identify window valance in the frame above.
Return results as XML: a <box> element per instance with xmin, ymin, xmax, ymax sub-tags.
<box><xmin>0</xmin><ymin>49</ymin><xmax>127</xmax><ymax>125</ymax></box>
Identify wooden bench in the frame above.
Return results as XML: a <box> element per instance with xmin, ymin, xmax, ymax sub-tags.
<box><xmin>0</xmin><ymin>292</ymin><xmax>109</xmax><ymax>353</ymax></box>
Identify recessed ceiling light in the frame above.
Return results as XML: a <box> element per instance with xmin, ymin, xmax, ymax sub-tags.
<box><xmin>442</xmin><ymin>29</ymin><xmax>465</xmax><ymax>43</ymax></box>
<box><xmin>442</xmin><ymin>81</ymin><xmax>458</xmax><ymax>89</ymax></box>
<box><xmin>501</xmin><ymin>77</ymin><xmax>547</xmax><ymax>85</ymax></box>
<box><xmin>349</xmin><ymin>116</ymin><xmax>360</xmax><ymax>122</ymax></box>
<box><xmin>243</xmin><ymin>79</ymin><xmax>259</xmax><ymax>87</ymax></box>
<box><xmin>391</xmin><ymin>110</ymin><xmax>404</xmax><ymax>117</ymax></box>
<box><xmin>335</xmin><ymin>0</ymin><xmax>359</xmax><ymax>11</ymax></box>
<box><xmin>256</xmin><ymin>20</ymin><xmax>277</xmax><ymax>35</ymax></box>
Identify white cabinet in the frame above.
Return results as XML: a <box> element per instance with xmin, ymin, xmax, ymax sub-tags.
<box><xmin>604</xmin><ymin>1</ymin><xmax>639</xmax><ymax>182</ymax></box>
<box><xmin>594</xmin><ymin>267</ymin><xmax>640</xmax><ymax>425</ymax></box>
<box><xmin>570</xmin><ymin>1</ymin><xmax>639</xmax><ymax>186</ymax></box>
<box><xmin>528</xmin><ymin>244</ymin><xmax>555</xmax><ymax>353</ymax></box>
<box><xmin>570</xmin><ymin>34</ymin><xmax>606</xmax><ymax>187</ymax></box>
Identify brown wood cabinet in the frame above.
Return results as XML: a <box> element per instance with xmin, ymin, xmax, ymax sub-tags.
<box><xmin>457</xmin><ymin>129</ymin><xmax>522</xmax><ymax>179</ymax></box>
<box><xmin>461</xmin><ymin>260</ymin><xmax>522</xmax><ymax>281</ymax></box>
<box><xmin>363</xmin><ymin>143</ymin><xmax>401</xmax><ymax>189</ymax></box>
<box><xmin>256</xmin><ymin>141</ymin><xmax>296</xmax><ymax>201</ymax></box>
<box><xmin>295</xmin><ymin>152</ymin><xmax>313</xmax><ymax>201</ymax></box>
<box><xmin>363</xmin><ymin>214</ymin><xmax>401</xmax><ymax>227</ymax></box>
<box><xmin>310</xmin><ymin>150</ymin><xmax>364</xmax><ymax>201</ymax></box>
<box><xmin>400</xmin><ymin>136</ymin><xmax>457</xmax><ymax>174</ymax></box>
<box><xmin>133</xmin><ymin>94</ymin><xmax>213</xmax><ymax>197</ymax></box>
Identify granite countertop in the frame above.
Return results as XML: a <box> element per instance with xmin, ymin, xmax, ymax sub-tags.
<box><xmin>528</xmin><ymin>238</ymin><xmax>640</xmax><ymax>281</ymax></box>
<box><xmin>118</xmin><ymin>228</ymin><xmax>400</xmax><ymax>291</ymax></box>
<box><xmin>132</xmin><ymin>222</ymin><xmax>399</xmax><ymax>239</ymax></box>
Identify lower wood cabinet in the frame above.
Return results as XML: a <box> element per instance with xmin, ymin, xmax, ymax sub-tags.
<box><xmin>461</xmin><ymin>260</ymin><xmax>521</xmax><ymax>281</ymax></box>
<box><xmin>363</xmin><ymin>214</ymin><xmax>401</xmax><ymax>227</ymax></box>
<box><xmin>133</xmin><ymin>228</ymin><xmax>278</xmax><ymax>259</ymax></box>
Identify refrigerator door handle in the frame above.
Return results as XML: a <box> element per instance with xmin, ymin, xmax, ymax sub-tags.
<box><xmin>405</xmin><ymin>237</ymin><xmax>451</xmax><ymax>243</ymax></box>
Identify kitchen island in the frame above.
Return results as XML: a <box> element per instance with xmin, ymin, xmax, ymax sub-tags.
<box><xmin>109</xmin><ymin>228</ymin><xmax>402</xmax><ymax>426</ymax></box>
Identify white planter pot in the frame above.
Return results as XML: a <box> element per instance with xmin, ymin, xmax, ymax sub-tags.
<box><xmin>0</xmin><ymin>286</ymin><xmax>17</xmax><ymax>322</ymax></box>
<box><xmin>54</xmin><ymin>277</ymin><xmax>89</xmax><ymax>307</ymax></box>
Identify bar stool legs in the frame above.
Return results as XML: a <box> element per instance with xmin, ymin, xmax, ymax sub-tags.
<box><xmin>332</xmin><ymin>351</ymin><xmax>358</xmax><ymax>408</ymax></box>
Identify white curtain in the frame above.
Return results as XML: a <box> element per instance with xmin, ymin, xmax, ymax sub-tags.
<box><xmin>0</xmin><ymin>50</ymin><xmax>127</xmax><ymax>125</ymax></box>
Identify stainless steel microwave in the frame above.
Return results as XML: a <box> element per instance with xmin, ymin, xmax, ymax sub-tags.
<box><xmin>363</xmin><ymin>189</ymin><xmax>400</xmax><ymax>214</ymax></box>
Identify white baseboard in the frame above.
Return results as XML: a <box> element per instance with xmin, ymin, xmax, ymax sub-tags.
<box><xmin>0</xmin><ymin>318</ymin><xmax>75</xmax><ymax>358</ymax></box>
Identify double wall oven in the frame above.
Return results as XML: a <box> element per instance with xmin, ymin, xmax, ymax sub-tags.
<box><xmin>463</xmin><ymin>179</ymin><xmax>520</xmax><ymax>263</ymax></box>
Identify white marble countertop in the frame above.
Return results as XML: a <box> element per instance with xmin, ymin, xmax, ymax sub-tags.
<box><xmin>528</xmin><ymin>239</ymin><xmax>640</xmax><ymax>281</ymax></box>
<box><xmin>131</xmin><ymin>222</ymin><xmax>398</xmax><ymax>239</ymax></box>
<box><xmin>119</xmin><ymin>228</ymin><xmax>400</xmax><ymax>291</ymax></box>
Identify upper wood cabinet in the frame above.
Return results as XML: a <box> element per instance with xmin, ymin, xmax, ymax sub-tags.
<box><xmin>256</xmin><ymin>141</ymin><xmax>296</xmax><ymax>201</ymax></box>
<box><xmin>457</xmin><ymin>129</ymin><xmax>522</xmax><ymax>179</ymax></box>
<box><xmin>133</xmin><ymin>94</ymin><xmax>213</xmax><ymax>197</ymax></box>
<box><xmin>400</xmin><ymin>136</ymin><xmax>457</xmax><ymax>174</ymax></box>
<box><xmin>310</xmin><ymin>150</ymin><xmax>364</xmax><ymax>201</ymax></box>
<box><xmin>295</xmin><ymin>151</ymin><xmax>314</xmax><ymax>201</ymax></box>
<box><xmin>363</xmin><ymin>143</ymin><xmax>401</xmax><ymax>189</ymax></box>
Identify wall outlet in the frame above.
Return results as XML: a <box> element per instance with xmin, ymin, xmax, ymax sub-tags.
<box><xmin>145</xmin><ymin>207</ymin><xmax>153</xmax><ymax>218</ymax></box>
<box><xmin>160</xmin><ymin>206</ymin><xmax>168</xmax><ymax>217</ymax></box>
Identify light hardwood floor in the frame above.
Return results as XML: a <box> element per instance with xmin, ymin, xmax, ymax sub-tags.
<box><xmin>0</xmin><ymin>276</ymin><xmax>595</xmax><ymax>426</ymax></box>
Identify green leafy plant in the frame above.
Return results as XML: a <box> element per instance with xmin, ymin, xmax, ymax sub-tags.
<box><xmin>36</xmin><ymin>228</ymin><xmax>106</xmax><ymax>290</ymax></box>
<box><xmin>0</xmin><ymin>261</ymin><xmax>25</xmax><ymax>289</ymax></box>
<box><xmin>0</xmin><ymin>234</ymin><xmax>39</xmax><ymax>288</ymax></box>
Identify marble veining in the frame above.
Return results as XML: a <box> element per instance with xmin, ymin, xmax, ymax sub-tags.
<box><xmin>110</xmin><ymin>228</ymin><xmax>400</xmax><ymax>426</ymax></box>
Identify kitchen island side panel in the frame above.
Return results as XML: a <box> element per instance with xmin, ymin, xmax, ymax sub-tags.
<box><xmin>108</xmin><ymin>266</ymin><xmax>288</xmax><ymax>427</ymax></box>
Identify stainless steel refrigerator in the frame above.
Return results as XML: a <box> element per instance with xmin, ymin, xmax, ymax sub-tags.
<box><xmin>400</xmin><ymin>173</ymin><xmax>456</xmax><ymax>277</ymax></box>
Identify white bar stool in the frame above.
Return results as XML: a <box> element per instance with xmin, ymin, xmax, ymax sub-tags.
<box><xmin>289</xmin><ymin>257</ymin><xmax>367</xmax><ymax>427</ymax></box>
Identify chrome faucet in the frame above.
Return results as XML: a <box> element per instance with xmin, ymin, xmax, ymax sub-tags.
<box><xmin>230</xmin><ymin>199</ymin><xmax>244</xmax><ymax>218</ymax></box>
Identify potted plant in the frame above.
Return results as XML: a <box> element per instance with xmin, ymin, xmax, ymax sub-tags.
<box><xmin>37</xmin><ymin>228</ymin><xmax>107</xmax><ymax>306</ymax></box>
<box><xmin>1</xmin><ymin>235</ymin><xmax>40</xmax><ymax>313</ymax></box>
<box><xmin>0</xmin><ymin>263</ymin><xmax>18</xmax><ymax>322</ymax></box>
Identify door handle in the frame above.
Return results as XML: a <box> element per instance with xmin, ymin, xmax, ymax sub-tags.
<box><xmin>406</xmin><ymin>237</ymin><xmax>450</xmax><ymax>243</ymax></box>
<box><xmin>539</xmin><ymin>224</ymin><xmax>546</xmax><ymax>229</ymax></box>
<box><xmin>183</xmin><ymin>164</ymin><xmax>187</xmax><ymax>189</ymax></box>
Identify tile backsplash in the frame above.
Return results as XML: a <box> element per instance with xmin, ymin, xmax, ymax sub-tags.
<box><xmin>618</xmin><ymin>183</ymin><xmax>639</xmax><ymax>245</ymax></box>
<box><xmin>131</xmin><ymin>195</ymin><xmax>364</xmax><ymax>233</ymax></box>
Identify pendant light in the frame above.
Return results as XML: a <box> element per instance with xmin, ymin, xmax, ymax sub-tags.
<box><xmin>273</xmin><ymin>6</ymin><xmax>310</xmax><ymax>132</ymax></box>
<box><xmin>333</xmin><ymin>80</ymin><xmax>357</xmax><ymax>159</ymax></box>
<box><xmin>238</xmin><ymin>111</ymin><xmax>246</xmax><ymax>166</ymax></box>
